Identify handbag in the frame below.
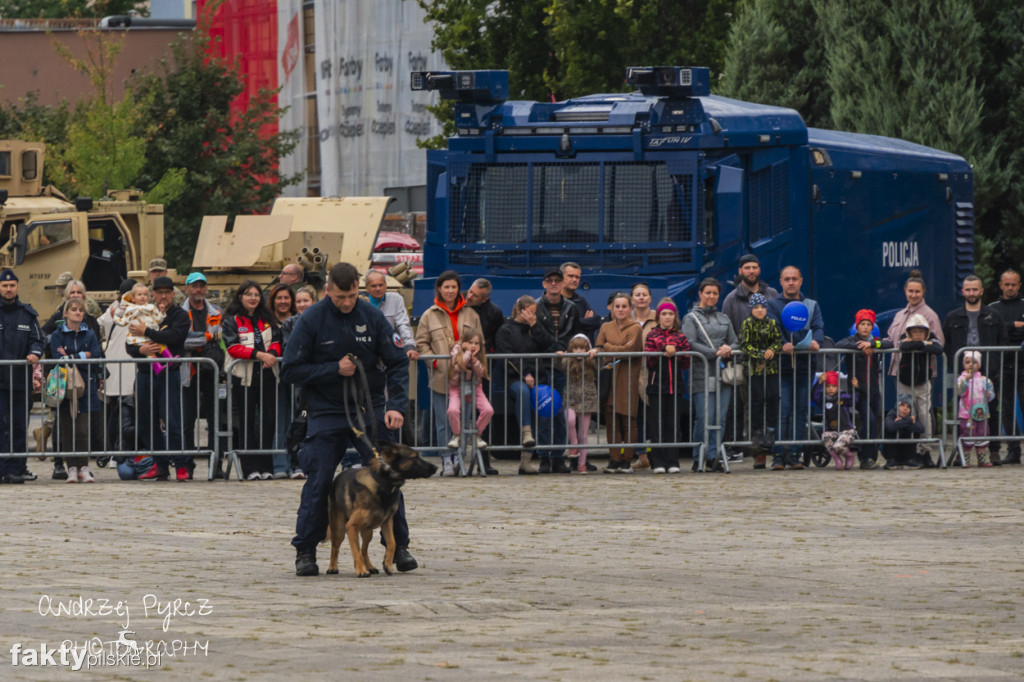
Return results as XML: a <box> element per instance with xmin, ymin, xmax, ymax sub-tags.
<box><xmin>43</xmin><ymin>360</ymin><xmax>86</xmax><ymax>409</ymax></box>
<box><xmin>687</xmin><ymin>312</ymin><xmax>745</xmax><ymax>386</ymax></box>
<box><xmin>43</xmin><ymin>365</ymin><xmax>68</xmax><ymax>408</ymax></box>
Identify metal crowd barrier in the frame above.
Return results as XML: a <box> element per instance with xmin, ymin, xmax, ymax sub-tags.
<box><xmin>945</xmin><ymin>346</ymin><xmax>1024</xmax><ymax>466</ymax></box>
<box><xmin>1</xmin><ymin>356</ymin><xmax>221</xmax><ymax>478</ymax></box>
<box><xmin>415</xmin><ymin>351</ymin><xmax>709</xmax><ymax>472</ymax></box>
<box><xmin>6</xmin><ymin>346</ymin><xmax>1022</xmax><ymax>479</ymax></box>
<box><xmin>721</xmin><ymin>347</ymin><xmax>949</xmax><ymax>467</ymax></box>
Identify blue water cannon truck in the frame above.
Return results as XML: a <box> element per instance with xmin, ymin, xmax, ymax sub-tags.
<box><xmin>410</xmin><ymin>67</ymin><xmax>973</xmax><ymax>338</ymax></box>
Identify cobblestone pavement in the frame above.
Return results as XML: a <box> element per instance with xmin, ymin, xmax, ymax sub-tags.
<box><xmin>1</xmin><ymin>456</ymin><xmax>1023</xmax><ymax>681</ymax></box>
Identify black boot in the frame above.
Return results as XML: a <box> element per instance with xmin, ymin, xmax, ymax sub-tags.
<box><xmin>550</xmin><ymin>457</ymin><xmax>571</xmax><ymax>474</ymax></box>
<box><xmin>394</xmin><ymin>546</ymin><xmax>418</xmax><ymax>572</ymax></box>
<box><xmin>52</xmin><ymin>461</ymin><xmax>68</xmax><ymax>480</ymax></box>
<box><xmin>295</xmin><ymin>548</ymin><xmax>319</xmax><ymax>576</ymax></box>
<box><xmin>538</xmin><ymin>458</ymin><xmax>552</xmax><ymax>474</ymax></box>
<box><xmin>481</xmin><ymin>451</ymin><xmax>499</xmax><ymax>476</ymax></box>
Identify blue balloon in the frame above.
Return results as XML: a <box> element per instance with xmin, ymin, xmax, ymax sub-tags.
<box><xmin>849</xmin><ymin>322</ymin><xmax>881</xmax><ymax>338</ymax></box>
<box><xmin>530</xmin><ymin>385</ymin><xmax>562</xmax><ymax>418</ymax></box>
<box><xmin>781</xmin><ymin>301</ymin><xmax>809</xmax><ymax>333</ymax></box>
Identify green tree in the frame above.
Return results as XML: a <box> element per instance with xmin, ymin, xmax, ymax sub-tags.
<box><xmin>719</xmin><ymin>0</ymin><xmax>830</xmax><ymax>127</ymax></box>
<box><xmin>418</xmin><ymin>0</ymin><xmax>739</xmax><ymax>101</ymax></box>
<box><xmin>130</xmin><ymin>20</ymin><xmax>301</xmax><ymax>269</ymax></box>
<box><xmin>418</xmin><ymin>0</ymin><xmax>557</xmax><ymax>100</ymax></box>
<box><xmin>817</xmin><ymin>0</ymin><xmax>1007</xmax><ymax>285</ymax></box>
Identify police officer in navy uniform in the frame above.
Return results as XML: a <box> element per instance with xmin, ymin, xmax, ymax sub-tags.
<box><xmin>282</xmin><ymin>262</ymin><xmax>415</xmax><ymax>577</ymax></box>
<box><xmin>0</xmin><ymin>269</ymin><xmax>44</xmax><ymax>484</ymax></box>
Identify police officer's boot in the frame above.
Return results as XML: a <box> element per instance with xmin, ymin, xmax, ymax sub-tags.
<box><xmin>295</xmin><ymin>548</ymin><xmax>319</xmax><ymax>577</ymax></box>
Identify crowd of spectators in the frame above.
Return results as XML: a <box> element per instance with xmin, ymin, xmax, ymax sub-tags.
<box><xmin>3</xmin><ymin>256</ymin><xmax>1024</xmax><ymax>485</ymax></box>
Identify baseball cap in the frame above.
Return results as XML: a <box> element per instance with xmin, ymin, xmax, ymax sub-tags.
<box><xmin>739</xmin><ymin>254</ymin><xmax>760</xmax><ymax>266</ymax></box>
<box><xmin>148</xmin><ymin>258</ymin><xmax>168</xmax><ymax>271</ymax></box>
<box><xmin>543</xmin><ymin>267</ymin><xmax>563</xmax><ymax>281</ymax></box>
<box><xmin>152</xmin><ymin>276</ymin><xmax>175</xmax><ymax>291</ymax></box>
<box><xmin>185</xmin><ymin>272</ymin><xmax>207</xmax><ymax>285</ymax></box>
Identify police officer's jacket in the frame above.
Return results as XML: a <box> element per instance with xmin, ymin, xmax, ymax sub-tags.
<box><xmin>281</xmin><ymin>297</ymin><xmax>409</xmax><ymax>419</ymax></box>
<box><xmin>0</xmin><ymin>296</ymin><xmax>44</xmax><ymax>390</ymax></box>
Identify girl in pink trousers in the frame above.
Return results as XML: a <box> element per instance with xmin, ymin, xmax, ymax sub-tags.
<box><xmin>956</xmin><ymin>351</ymin><xmax>995</xmax><ymax>467</ymax></box>
<box><xmin>445</xmin><ymin>332</ymin><xmax>494</xmax><ymax>475</ymax></box>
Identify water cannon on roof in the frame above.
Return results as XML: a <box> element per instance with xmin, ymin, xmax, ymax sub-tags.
<box><xmin>626</xmin><ymin>66</ymin><xmax>710</xmax><ymax>97</ymax></box>
<box><xmin>410</xmin><ymin>70</ymin><xmax>509</xmax><ymax>103</ymax></box>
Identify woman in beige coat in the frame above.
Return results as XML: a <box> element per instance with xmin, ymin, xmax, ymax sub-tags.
<box><xmin>415</xmin><ymin>270</ymin><xmax>483</xmax><ymax>475</ymax></box>
<box><xmin>595</xmin><ymin>293</ymin><xmax>643</xmax><ymax>472</ymax></box>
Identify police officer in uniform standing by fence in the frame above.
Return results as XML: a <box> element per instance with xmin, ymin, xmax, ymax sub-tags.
<box><xmin>283</xmin><ymin>262</ymin><xmax>416</xmax><ymax>577</ymax></box>
<box><xmin>0</xmin><ymin>269</ymin><xmax>44</xmax><ymax>484</ymax></box>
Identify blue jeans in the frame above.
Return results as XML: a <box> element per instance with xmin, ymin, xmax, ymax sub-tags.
<box><xmin>430</xmin><ymin>391</ymin><xmax>450</xmax><ymax>449</ymax></box>
<box><xmin>507</xmin><ymin>380</ymin><xmax>534</xmax><ymax>430</ymax></box>
<box><xmin>536</xmin><ymin>370</ymin><xmax>567</xmax><ymax>460</ymax></box>
<box><xmin>694</xmin><ymin>385</ymin><xmax>732</xmax><ymax>462</ymax></box>
<box><xmin>273</xmin><ymin>382</ymin><xmax>294</xmax><ymax>474</ymax></box>
<box><xmin>774</xmin><ymin>372</ymin><xmax>810</xmax><ymax>466</ymax></box>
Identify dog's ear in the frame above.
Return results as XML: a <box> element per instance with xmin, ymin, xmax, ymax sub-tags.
<box><xmin>374</xmin><ymin>441</ymin><xmax>399</xmax><ymax>463</ymax></box>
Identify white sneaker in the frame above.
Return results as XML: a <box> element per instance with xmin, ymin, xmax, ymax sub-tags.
<box><xmin>66</xmin><ymin>466</ymin><xmax>79</xmax><ymax>483</ymax></box>
<box><xmin>442</xmin><ymin>457</ymin><xmax>455</xmax><ymax>477</ymax></box>
<box><xmin>289</xmin><ymin>470</ymin><xmax>306</xmax><ymax>479</ymax></box>
<box><xmin>476</xmin><ymin>437</ymin><xmax>488</xmax><ymax>449</ymax></box>
<box><xmin>667</xmin><ymin>467</ymin><xmax>681</xmax><ymax>474</ymax></box>
<box><xmin>652</xmin><ymin>467</ymin><xmax>666</xmax><ymax>474</ymax></box>
<box><xmin>727</xmin><ymin>452</ymin><xmax>744</xmax><ymax>463</ymax></box>
<box><xmin>260</xmin><ymin>472</ymin><xmax>273</xmax><ymax>480</ymax></box>
<box><xmin>447</xmin><ymin>435</ymin><xmax>460</xmax><ymax>449</ymax></box>
<box><xmin>272</xmin><ymin>472</ymin><xmax>288</xmax><ymax>479</ymax></box>
<box><xmin>246</xmin><ymin>472</ymin><xmax>261</xmax><ymax>481</ymax></box>
<box><xmin>617</xmin><ymin>464</ymin><xmax>633</xmax><ymax>474</ymax></box>
<box><xmin>78</xmin><ymin>466</ymin><xmax>95</xmax><ymax>483</ymax></box>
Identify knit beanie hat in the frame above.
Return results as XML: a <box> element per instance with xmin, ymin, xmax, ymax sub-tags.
<box><xmin>855</xmin><ymin>309</ymin><xmax>876</xmax><ymax>327</ymax></box>
<box><xmin>748</xmin><ymin>293</ymin><xmax>768</xmax><ymax>310</ymax></box>
<box><xmin>823</xmin><ymin>371</ymin><xmax>839</xmax><ymax>386</ymax></box>
<box><xmin>964</xmin><ymin>350</ymin><xmax>982</xmax><ymax>368</ymax></box>
<box><xmin>897</xmin><ymin>393</ymin><xmax>913</xmax><ymax>407</ymax></box>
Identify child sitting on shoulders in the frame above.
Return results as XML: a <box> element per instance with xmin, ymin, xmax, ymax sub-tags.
<box><xmin>956</xmin><ymin>350</ymin><xmax>996</xmax><ymax>467</ymax></box>
<box><xmin>883</xmin><ymin>394</ymin><xmax>925</xmax><ymax>469</ymax></box>
<box><xmin>813</xmin><ymin>371</ymin><xmax>856</xmax><ymax>470</ymax></box>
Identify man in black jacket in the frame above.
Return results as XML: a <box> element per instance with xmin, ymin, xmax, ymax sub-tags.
<box><xmin>533</xmin><ymin>268</ymin><xmax>579</xmax><ymax>473</ymax></box>
<box><xmin>0</xmin><ymin>269</ymin><xmax>44</xmax><ymax>484</ymax></box>
<box><xmin>987</xmin><ymin>269</ymin><xmax>1024</xmax><ymax>464</ymax></box>
<box><xmin>560</xmin><ymin>262</ymin><xmax>601</xmax><ymax>342</ymax></box>
<box><xmin>128</xmin><ymin>276</ymin><xmax>191</xmax><ymax>480</ymax></box>
<box><xmin>466</xmin><ymin>278</ymin><xmax>505</xmax><ymax>353</ymax></box>
<box><xmin>282</xmin><ymin>262</ymin><xmax>415</xmax><ymax>577</ymax></box>
<box><xmin>943</xmin><ymin>274</ymin><xmax>1008</xmax><ymax>463</ymax></box>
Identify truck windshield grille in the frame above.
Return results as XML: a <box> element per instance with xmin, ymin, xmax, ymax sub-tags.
<box><xmin>448</xmin><ymin>161</ymin><xmax>695</xmax><ymax>271</ymax></box>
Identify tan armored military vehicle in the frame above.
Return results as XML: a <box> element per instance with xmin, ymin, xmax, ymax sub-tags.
<box><xmin>191</xmin><ymin>196</ymin><xmax>413</xmax><ymax>305</ymax></box>
<box><xmin>0</xmin><ymin>141</ymin><xmax>166</xmax><ymax>315</ymax></box>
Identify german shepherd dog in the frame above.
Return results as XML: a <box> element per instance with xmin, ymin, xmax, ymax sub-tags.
<box><xmin>326</xmin><ymin>441</ymin><xmax>438</xmax><ymax>577</ymax></box>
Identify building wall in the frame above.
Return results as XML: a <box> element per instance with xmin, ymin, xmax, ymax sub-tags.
<box><xmin>0</xmin><ymin>27</ymin><xmax>192</xmax><ymax>108</ymax></box>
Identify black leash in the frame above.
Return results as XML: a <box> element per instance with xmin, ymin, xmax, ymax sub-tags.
<box><xmin>341</xmin><ymin>354</ymin><xmax>381</xmax><ymax>461</ymax></box>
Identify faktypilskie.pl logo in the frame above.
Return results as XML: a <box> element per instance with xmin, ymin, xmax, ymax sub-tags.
<box><xmin>10</xmin><ymin>594</ymin><xmax>212</xmax><ymax>671</ymax></box>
